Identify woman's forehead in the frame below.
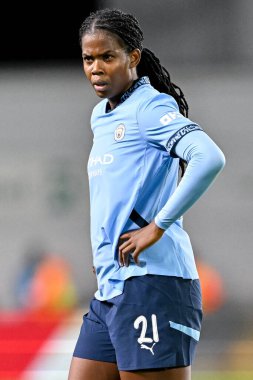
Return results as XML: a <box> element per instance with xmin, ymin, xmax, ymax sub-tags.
<box><xmin>81</xmin><ymin>30</ymin><xmax>126</xmax><ymax>51</ymax></box>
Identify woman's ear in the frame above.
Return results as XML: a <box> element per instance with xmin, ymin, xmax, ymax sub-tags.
<box><xmin>129</xmin><ymin>48</ymin><xmax>141</xmax><ymax>68</ymax></box>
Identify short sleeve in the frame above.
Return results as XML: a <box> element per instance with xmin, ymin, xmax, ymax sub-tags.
<box><xmin>137</xmin><ymin>93</ymin><xmax>203</xmax><ymax>156</ymax></box>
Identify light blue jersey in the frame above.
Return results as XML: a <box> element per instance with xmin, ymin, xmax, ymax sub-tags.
<box><xmin>88</xmin><ymin>77</ymin><xmax>211</xmax><ymax>300</ymax></box>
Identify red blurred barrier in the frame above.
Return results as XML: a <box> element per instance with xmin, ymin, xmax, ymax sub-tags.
<box><xmin>0</xmin><ymin>309</ymin><xmax>69</xmax><ymax>379</ymax></box>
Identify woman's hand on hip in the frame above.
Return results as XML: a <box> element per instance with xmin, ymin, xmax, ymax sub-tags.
<box><xmin>118</xmin><ymin>221</ymin><xmax>165</xmax><ymax>267</ymax></box>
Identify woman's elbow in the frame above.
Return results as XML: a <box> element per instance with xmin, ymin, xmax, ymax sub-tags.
<box><xmin>211</xmin><ymin>149</ymin><xmax>226</xmax><ymax>175</ymax></box>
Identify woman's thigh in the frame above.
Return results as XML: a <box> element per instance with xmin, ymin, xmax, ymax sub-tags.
<box><xmin>68</xmin><ymin>357</ymin><xmax>120</xmax><ymax>380</ymax></box>
<box><xmin>68</xmin><ymin>358</ymin><xmax>190</xmax><ymax>380</ymax></box>
<box><xmin>120</xmin><ymin>366</ymin><xmax>191</xmax><ymax>380</ymax></box>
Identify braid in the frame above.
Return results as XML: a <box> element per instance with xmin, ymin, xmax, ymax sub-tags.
<box><xmin>138</xmin><ymin>48</ymin><xmax>188</xmax><ymax>117</ymax></box>
<box><xmin>138</xmin><ymin>48</ymin><xmax>188</xmax><ymax>175</ymax></box>
<box><xmin>79</xmin><ymin>9</ymin><xmax>188</xmax><ymax>175</ymax></box>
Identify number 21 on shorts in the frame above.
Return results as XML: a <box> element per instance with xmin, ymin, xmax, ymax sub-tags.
<box><xmin>134</xmin><ymin>314</ymin><xmax>159</xmax><ymax>344</ymax></box>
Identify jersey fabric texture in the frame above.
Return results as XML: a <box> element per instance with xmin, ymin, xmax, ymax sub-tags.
<box><xmin>88</xmin><ymin>77</ymin><xmax>202</xmax><ymax>301</ymax></box>
<box><xmin>73</xmin><ymin>275</ymin><xmax>202</xmax><ymax>370</ymax></box>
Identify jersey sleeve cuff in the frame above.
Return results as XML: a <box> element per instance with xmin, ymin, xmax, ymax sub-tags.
<box><xmin>154</xmin><ymin>215</ymin><xmax>172</xmax><ymax>231</ymax></box>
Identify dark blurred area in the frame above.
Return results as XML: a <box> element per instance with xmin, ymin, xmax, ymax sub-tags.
<box><xmin>0</xmin><ymin>2</ymin><xmax>98</xmax><ymax>62</ymax></box>
<box><xmin>2</xmin><ymin>0</ymin><xmax>253</xmax><ymax>65</ymax></box>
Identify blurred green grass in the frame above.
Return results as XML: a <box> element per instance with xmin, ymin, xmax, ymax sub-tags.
<box><xmin>193</xmin><ymin>372</ymin><xmax>253</xmax><ymax>380</ymax></box>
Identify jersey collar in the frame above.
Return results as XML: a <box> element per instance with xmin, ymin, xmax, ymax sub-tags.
<box><xmin>106</xmin><ymin>76</ymin><xmax>150</xmax><ymax>113</ymax></box>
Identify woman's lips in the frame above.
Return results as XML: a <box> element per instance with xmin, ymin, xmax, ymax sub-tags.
<box><xmin>93</xmin><ymin>82</ymin><xmax>108</xmax><ymax>92</ymax></box>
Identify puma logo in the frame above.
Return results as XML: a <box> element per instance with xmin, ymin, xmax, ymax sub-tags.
<box><xmin>140</xmin><ymin>342</ymin><xmax>156</xmax><ymax>355</ymax></box>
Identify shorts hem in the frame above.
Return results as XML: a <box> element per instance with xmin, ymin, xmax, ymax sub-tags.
<box><xmin>73</xmin><ymin>353</ymin><xmax>117</xmax><ymax>364</ymax></box>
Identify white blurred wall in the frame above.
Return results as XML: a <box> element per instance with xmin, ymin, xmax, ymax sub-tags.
<box><xmin>0</xmin><ymin>64</ymin><xmax>98</xmax><ymax>307</ymax></box>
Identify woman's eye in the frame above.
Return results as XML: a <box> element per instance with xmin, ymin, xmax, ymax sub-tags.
<box><xmin>103</xmin><ymin>55</ymin><xmax>113</xmax><ymax>61</ymax></box>
<box><xmin>83</xmin><ymin>56</ymin><xmax>93</xmax><ymax>63</ymax></box>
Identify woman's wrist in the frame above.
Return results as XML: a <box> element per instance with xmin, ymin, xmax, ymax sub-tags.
<box><xmin>151</xmin><ymin>219</ymin><xmax>166</xmax><ymax>235</ymax></box>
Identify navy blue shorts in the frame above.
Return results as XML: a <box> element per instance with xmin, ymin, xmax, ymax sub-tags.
<box><xmin>73</xmin><ymin>275</ymin><xmax>202</xmax><ymax>371</ymax></box>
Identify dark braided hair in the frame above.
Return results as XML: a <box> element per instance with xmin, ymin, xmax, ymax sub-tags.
<box><xmin>79</xmin><ymin>8</ymin><xmax>188</xmax><ymax>174</ymax></box>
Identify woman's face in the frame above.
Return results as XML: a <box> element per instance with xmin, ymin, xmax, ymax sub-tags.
<box><xmin>81</xmin><ymin>30</ymin><xmax>140</xmax><ymax>109</ymax></box>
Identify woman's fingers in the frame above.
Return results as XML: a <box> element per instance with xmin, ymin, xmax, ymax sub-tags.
<box><xmin>131</xmin><ymin>250</ymin><xmax>140</xmax><ymax>265</ymax></box>
<box><xmin>118</xmin><ymin>229</ymin><xmax>146</xmax><ymax>266</ymax></box>
<box><xmin>119</xmin><ymin>240</ymin><xmax>135</xmax><ymax>266</ymax></box>
<box><xmin>118</xmin><ymin>223</ymin><xmax>164</xmax><ymax>267</ymax></box>
<box><xmin>119</xmin><ymin>232</ymin><xmax>132</xmax><ymax>240</ymax></box>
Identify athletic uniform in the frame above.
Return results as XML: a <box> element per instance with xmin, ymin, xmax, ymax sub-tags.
<box><xmin>73</xmin><ymin>77</ymin><xmax>225</xmax><ymax>370</ymax></box>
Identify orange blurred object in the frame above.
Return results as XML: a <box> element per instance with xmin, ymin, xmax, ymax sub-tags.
<box><xmin>197</xmin><ymin>260</ymin><xmax>225</xmax><ymax>314</ymax></box>
<box><xmin>29</xmin><ymin>255</ymin><xmax>77</xmax><ymax>312</ymax></box>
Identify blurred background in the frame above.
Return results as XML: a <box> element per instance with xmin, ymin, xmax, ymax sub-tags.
<box><xmin>0</xmin><ymin>0</ymin><xmax>252</xmax><ymax>379</ymax></box>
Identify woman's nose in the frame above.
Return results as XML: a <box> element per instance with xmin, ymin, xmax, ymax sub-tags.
<box><xmin>91</xmin><ymin>59</ymin><xmax>104</xmax><ymax>75</ymax></box>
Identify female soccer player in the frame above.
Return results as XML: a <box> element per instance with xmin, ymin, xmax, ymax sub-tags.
<box><xmin>68</xmin><ymin>8</ymin><xmax>225</xmax><ymax>380</ymax></box>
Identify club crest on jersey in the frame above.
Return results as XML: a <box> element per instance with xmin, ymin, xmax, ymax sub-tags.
<box><xmin>114</xmin><ymin>124</ymin><xmax>125</xmax><ymax>141</ymax></box>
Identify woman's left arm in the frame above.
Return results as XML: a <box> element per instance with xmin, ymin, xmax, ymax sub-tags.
<box><xmin>155</xmin><ymin>130</ymin><xmax>226</xmax><ymax>229</ymax></box>
<box><xmin>118</xmin><ymin>130</ymin><xmax>225</xmax><ymax>266</ymax></box>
